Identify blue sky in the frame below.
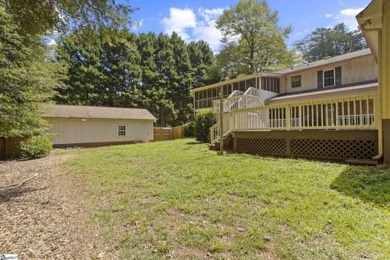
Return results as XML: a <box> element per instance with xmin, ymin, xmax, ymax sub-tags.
<box><xmin>125</xmin><ymin>0</ymin><xmax>372</xmax><ymax>52</ymax></box>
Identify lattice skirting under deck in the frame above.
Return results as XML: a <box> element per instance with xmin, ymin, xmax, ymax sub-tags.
<box><xmin>233</xmin><ymin>130</ymin><xmax>377</xmax><ymax>161</ymax></box>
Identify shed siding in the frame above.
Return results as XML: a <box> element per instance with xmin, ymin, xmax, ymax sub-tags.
<box><xmin>48</xmin><ymin>118</ymin><xmax>154</xmax><ymax>145</ymax></box>
<box><xmin>281</xmin><ymin>55</ymin><xmax>378</xmax><ymax>94</ymax></box>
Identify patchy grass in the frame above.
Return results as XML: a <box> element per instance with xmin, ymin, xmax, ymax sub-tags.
<box><xmin>68</xmin><ymin>139</ymin><xmax>390</xmax><ymax>259</ymax></box>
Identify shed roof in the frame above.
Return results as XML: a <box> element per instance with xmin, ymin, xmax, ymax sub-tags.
<box><xmin>43</xmin><ymin>105</ymin><xmax>156</xmax><ymax>121</ymax></box>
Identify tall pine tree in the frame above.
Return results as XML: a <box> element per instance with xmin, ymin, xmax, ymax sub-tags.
<box><xmin>55</xmin><ymin>26</ymin><xmax>141</xmax><ymax>107</ymax></box>
<box><xmin>188</xmin><ymin>40</ymin><xmax>217</xmax><ymax>88</ymax></box>
<box><xmin>170</xmin><ymin>32</ymin><xmax>193</xmax><ymax>125</ymax></box>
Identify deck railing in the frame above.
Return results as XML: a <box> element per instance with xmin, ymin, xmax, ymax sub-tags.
<box><xmin>210</xmin><ymin>94</ymin><xmax>378</xmax><ymax>144</ymax></box>
<box><xmin>213</xmin><ymin>87</ymin><xmax>264</xmax><ymax>113</ymax></box>
<box><xmin>232</xmin><ymin>94</ymin><xmax>378</xmax><ymax>131</ymax></box>
<box><xmin>244</xmin><ymin>87</ymin><xmax>261</xmax><ymax>97</ymax></box>
<box><xmin>210</xmin><ymin>113</ymin><xmax>234</xmax><ymax>144</ymax></box>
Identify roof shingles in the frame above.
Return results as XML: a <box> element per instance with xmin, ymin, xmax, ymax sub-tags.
<box><xmin>43</xmin><ymin>105</ymin><xmax>156</xmax><ymax>121</ymax></box>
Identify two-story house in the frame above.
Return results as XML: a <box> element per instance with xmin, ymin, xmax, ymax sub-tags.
<box><xmin>191</xmin><ymin>49</ymin><xmax>379</xmax><ymax>163</ymax></box>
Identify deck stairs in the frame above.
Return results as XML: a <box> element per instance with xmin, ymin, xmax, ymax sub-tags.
<box><xmin>210</xmin><ymin>87</ymin><xmax>265</xmax><ymax>145</ymax></box>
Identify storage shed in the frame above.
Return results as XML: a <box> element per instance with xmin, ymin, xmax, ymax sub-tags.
<box><xmin>43</xmin><ymin>105</ymin><xmax>156</xmax><ymax>147</ymax></box>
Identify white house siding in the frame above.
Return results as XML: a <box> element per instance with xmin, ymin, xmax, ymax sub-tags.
<box><xmin>48</xmin><ymin>118</ymin><xmax>154</xmax><ymax>145</ymax></box>
<box><xmin>282</xmin><ymin>55</ymin><xmax>378</xmax><ymax>94</ymax></box>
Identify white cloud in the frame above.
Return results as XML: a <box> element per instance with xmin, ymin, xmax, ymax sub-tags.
<box><xmin>326</xmin><ymin>7</ymin><xmax>364</xmax><ymax>30</ymax></box>
<box><xmin>47</xmin><ymin>39</ymin><xmax>56</xmax><ymax>46</ymax></box>
<box><xmin>132</xmin><ymin>19</ymin><xmax>144</xmax><ymax>31</ymax></box>
<box><xmin>193</xmin><ymin>8</ymin><xmax>224</xmax><ymax>52</ymax></box>
<box><xmin>161</xmin><ymin>8</ymin><xmax>197</xmax><ymax>41</ymax></box>
<box><xmin>160</xmin><ymin>7</ymin><xmax>224</xmax><ymax>52</ymax></box>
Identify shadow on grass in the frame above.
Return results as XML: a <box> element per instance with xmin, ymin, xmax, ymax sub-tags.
<box><xmin>185</xmin><ymin>141</ymin><xmax>203</xmax><ymax>145</ymax></box>
<box><xmin>330</xmin><ymin>166</ymin><xmax>390</xmax><ymax>207</ymax></box>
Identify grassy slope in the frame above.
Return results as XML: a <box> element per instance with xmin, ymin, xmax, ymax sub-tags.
<box><xmin>68</xmin><ymin>139</ymin><xmax>390</xmax><ymax>259</ymax></box>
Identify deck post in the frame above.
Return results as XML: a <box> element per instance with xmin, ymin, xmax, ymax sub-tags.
<box><xmin>219</xmin><ymin>85</ymin><xmax>224</xmax><ymax>155</ymax></box>
<box><xmin>286</xmin><ymin>105</ymin><xmax>291</xmax><ymax>129</ymax></box>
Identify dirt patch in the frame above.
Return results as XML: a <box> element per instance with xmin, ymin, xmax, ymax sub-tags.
<box><xmin>0</xmin><ymin>151</ymin><xmax>119</xmax><ymax>259</ymax></box>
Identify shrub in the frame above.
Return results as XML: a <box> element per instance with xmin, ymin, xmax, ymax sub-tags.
<box><xmin>20</xmin><ymin>135</ymin><xmax>52</xmax><ymax>159</ymax></box>
<box><xmin>184</xmin><ymin>121</ymin><xmax>195</xmax><ymax>137</ymax></box>
<box><xmin>194</xmin><ymin>110</ymin><xmax>215</xmax><ymax>143</ymax></box>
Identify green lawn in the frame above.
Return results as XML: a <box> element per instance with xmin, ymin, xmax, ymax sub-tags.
<box><xmin>68</xmin><ymin>139</ymin><xmax>390</xmax><ymax>259</ymax></box>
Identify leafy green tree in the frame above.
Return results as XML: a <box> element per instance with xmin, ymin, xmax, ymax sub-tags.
<box><xmin>55</xmin><ymin>26</ymin><xmax>142</xmax><ymax>107</ymax></box>
<box><xmin>0</xmin><ymin>9</ymin><xmax>63</xmax><ymax>138</ymax></box>
<box><xmin>216</xmin><ymin>0</ymin><xmax>294</xmax><ymax>77</ymax></box>
<box><xmin>1</xmin><ymin>0</ymin><xmax>134</xmax><ymax>37</ymax></box>
<box><xmin>294</xmin><ymin>23</ymin><xmax>367</xmax><ymax>62</ymax></box>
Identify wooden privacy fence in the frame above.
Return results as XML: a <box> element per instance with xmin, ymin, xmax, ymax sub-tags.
<box><xmin>0</xmin><ymin>137</ymin><xmax>23</xmax><ymax>160</ymax></box>
<box><xmin>154</xmin><ymin>125</ymin><xmax>185</xmax><ymax>141</ymax></box>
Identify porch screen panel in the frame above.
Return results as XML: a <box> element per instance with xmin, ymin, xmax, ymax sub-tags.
<box><xmin>246</xmin><ymin>78</ymin><xmax>256</xmax><ymax>89</ymax></box>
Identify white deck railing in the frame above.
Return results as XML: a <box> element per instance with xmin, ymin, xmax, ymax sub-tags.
<box><xmin>244</xmin><ymin>87</ymin><xmax>261</xmax><ymax>97</ymax></box>
<box><xmin>210</xmin><ymin>94</ymin><xmax>378</xmax><ymax>144</ymax></box>
<box><xmin>213</xmin><ymin>87</ymin><xmax>264</xmax><ymax>113</ymax></box>
<box><xmin>228</xmin><ymin>90</ymin><xmax>244</xmax><ymax>98</ymax></box>
<box><xmin>232</xmin><ymin>95</ymin><xmax>378</xmax><ymax>131</ymax></box>
<box><xmin>210</xmin><ymin>113</ymin><xmax>234</xmax><ymax>144</ymax></box>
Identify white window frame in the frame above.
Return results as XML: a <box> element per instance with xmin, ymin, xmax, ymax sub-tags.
<box><xmin>117</xmin><ymin>125</ymin><xmax>127</xmax><ymax>136</ymax></box>
<box><xmin>291</xmin><ymin>75</ymin><xmax>301</xmax><ymax>88</ymax></box>
<box><xmin>323</xmin><ymin>69</ymin><xmax>335</xmax><ymax>87</ymax></box>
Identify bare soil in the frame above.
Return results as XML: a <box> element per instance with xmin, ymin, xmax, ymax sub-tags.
<box><xmin>0</xmin><ymin>151</ymin><xmax>118</xmax><ymax>259</ymax></box>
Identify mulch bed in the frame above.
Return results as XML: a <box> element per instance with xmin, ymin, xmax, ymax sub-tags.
<box><xmin>0</xmin><ymin>151</ymin><xmax>119</xmax><ymax>259</ymax></box>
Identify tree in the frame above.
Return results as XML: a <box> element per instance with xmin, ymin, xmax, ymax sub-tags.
<box><xmin>216</xmin><ymin>0</ymin><xmax>294</xmax><ymax>77</ymax></box>
<box><xmin>152</xmin><ymin>33</ymin><xmax>178</xmax><ymax>126</ymax></box>
<box><xmin>169</xmin><ymin>32</ymin><xmax>193</xmax><ymax>125</ymax></box>
<box><xmin>0</xmin><ymin>0</ymin><xmax>134</xmax><ymax>37</ymax></box>
<box><xmin>187</xmin><ymin>40</ymin><xmax>216</xmax><ymax>88</ymax></box>
<box><xmin>294</xmin><ymin>23</ymin><xmax>368</xmax><ymax>62</ymax></box>
<box><xmin>55</xmin><ymin>26</ymin><xmax>142</xmax><ymax>107</ymax></box>
<box><xmin>194</xmin><ymin>110</ymin><xmax>215</xmax><ymax>143</ymax></box>
<box><xmin>0</xmin><ymin>9</ymin><xmax>63</xmax><ymax>138</ymax></box>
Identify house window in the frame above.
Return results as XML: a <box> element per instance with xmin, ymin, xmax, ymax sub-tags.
<box><xmin>323</xmin><ymin>69</ymin><xmax>335</xmax><ymax>87</ymax></box>
<box><xmin>291</xmin><ymin>75</ymin><xmax>301</xmax><ymax>88</ymax></box>
<box><xmin>117</xmin><ymin>125</ymin><xmax>127</xmax><ymax>136</ymax></box>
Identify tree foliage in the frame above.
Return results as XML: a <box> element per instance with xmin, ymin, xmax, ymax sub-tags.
<box><xmin>0</xmin><ymin>0</ymin><xmax>132</xmax><ymax>141</ymax></box>
<box><xmin>187</xmin><ymin>40</ymin><xmax>216</xmax><ymax>88</ymax></box>
<box><xmin>294</xmin><ymin>23</ymin><xmax>368</xmax><ymax>62</ymax></box>
<box><xmin>215</xmin><ymin>0</ymin><xmax>294</xmax><ymax>78</ymax></box>
<box><xmin>194</xmin><ymin>110</ymin><xmax>215</xmax><ymax>143</ymax></box>
<box><xmin>20</xmin><ymin>135</ymin><xmax>53</xmax><ymax>159</ymax></box>
<box><xmin>0</xmin><ymin>0</ymin><xmax>134</xmax><ymax>37</ymax></box>
<box><xmin>55</xmin><ymin>25</ymin><xmax>141</xmax><ymax>107</ymax></box>
<box><xmin>56</xmin><ymin>28</ymin><xmax>215</xmax><ymax>126</ymax></box>
<box><xmin>0</xmin><ymin>8</ymin><xmax>64</xmax><ymax>138</ymax></box>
